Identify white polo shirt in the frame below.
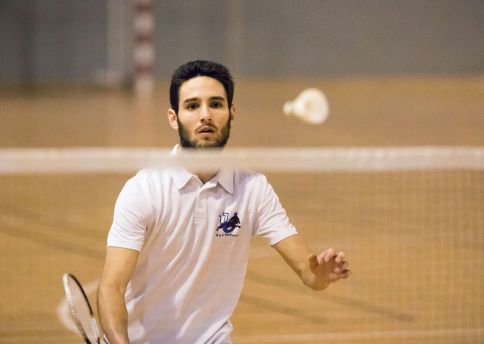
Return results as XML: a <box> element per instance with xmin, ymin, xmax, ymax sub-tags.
<box><xmin>107</xmin><ymin>146</ymin><xmax>297</xmax><ymax>344</ymax></box>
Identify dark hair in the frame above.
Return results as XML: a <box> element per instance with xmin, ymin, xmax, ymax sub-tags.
<box><xmin>169</xmin><ymin>60</ymin><xmax>234</xmax><ymax>113</ymax></box>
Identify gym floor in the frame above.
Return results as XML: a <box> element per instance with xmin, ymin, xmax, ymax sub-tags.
<box><xmin>0</xmin><ymin>77</ymin><xmax>483</xmax><ymax>343</ymax></box>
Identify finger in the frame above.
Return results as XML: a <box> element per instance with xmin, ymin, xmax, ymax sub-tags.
<box><xmin>335</xmin><ymin>251</ymin><xmax>345</xmax><ymax>264</ymax></box>
<box><xmin>322</xmin><ymin>248</ymin><xmax>336</xmax><ymax>263</ymax></box>
<box><xmin>334</xmin><ymin>262</ymin><xmax>349</xmax><ymax>272</ymax></box>
<box><xmin>334</xmin><ymin>267</ymin><xmax>351</xmax><ymax>278</ymax></box>
<box><xmin>340</xmin><ymin>269</ymin><xmax>351</xmax><ymax>278</ymax></box>
<box><xmin>339</xmin><ymin>262</ymin><xmax>349</xmax><ymax>270</ymax></box>
<box><xmin>333</xmin><ymin>266</ymin><xmax>351</xmax><ymax>278</ymax></box>
<box><xmin>316</xmin><ymin>250</ymin><xmax>327</xmax><ymax>265</ymax></box>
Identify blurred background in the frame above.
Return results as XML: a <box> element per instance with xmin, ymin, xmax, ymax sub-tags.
<box><xmin>1</xmin><ymin>0</ymin><xmax>483</xmax><ymax>148</ymax></box>
<box><xmin>2</xmin><ymin>0</ymin><xmax>484</xmax><ymax>82</ymax></box>
<box><xmin>0</xmin><ymin>1</ymin><xmax>483</xmax><ymax>343</ymax></box>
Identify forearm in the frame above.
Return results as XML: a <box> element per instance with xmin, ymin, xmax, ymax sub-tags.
<box><xmin>98</xmin><ymin>247</ymin><xmax>139</xmax><ymax>343</ymax></box>
<box><xmin>97</xmin><ymin>284</ymin><xmax>130</xmax><ymax>344</ymax></box>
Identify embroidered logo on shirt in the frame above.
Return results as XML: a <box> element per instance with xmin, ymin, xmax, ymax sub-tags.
<box><xmin>216</xmin><ymin>212</ymin><xmax>241</xmax><ymax>237</ymax></box>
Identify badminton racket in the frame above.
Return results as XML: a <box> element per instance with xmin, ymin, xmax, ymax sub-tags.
<box><xmin>62</xmin><ymin>272</ymin><xmax>108</xmax><ymax>344</ymax></box>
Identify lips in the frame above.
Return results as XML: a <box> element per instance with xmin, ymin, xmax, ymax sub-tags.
<box><xmin>197</xmin><ymin>126</ymin><xmax>216</xmax><ymax>134</ymax></box>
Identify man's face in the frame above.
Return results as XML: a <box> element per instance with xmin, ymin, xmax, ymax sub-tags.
<box><xmin>169</xmin><ymin>76</ymin><xmax>234</xmax><ymax>149</ymax></box>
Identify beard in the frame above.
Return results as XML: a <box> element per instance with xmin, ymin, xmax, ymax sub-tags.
<box><xmin>177</xmin><ymin>115</ymin><xmax>232</xmax><ymax>149</ymax></box>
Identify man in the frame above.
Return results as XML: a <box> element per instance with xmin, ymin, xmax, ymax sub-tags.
<box><xmin>97</xmin><ymin>60</ymin><xmax>350</xmax><ymax>344</ymax></box>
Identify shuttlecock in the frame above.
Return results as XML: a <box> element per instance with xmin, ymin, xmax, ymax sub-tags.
<box><xmin>283</xmin><ymin>88</ymin><xmax>329</xmax><ymax>125</ymax></box>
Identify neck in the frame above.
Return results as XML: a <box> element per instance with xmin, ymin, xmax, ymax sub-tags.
<box><xmin>197</xmin><ymin>171</ymin><xmax>218</xmax><ymax>184</ymax></box>
<box><xmin>176</xmin><ymin>144</ymin><xmax>220</xmax><ymax>183</ymax></box>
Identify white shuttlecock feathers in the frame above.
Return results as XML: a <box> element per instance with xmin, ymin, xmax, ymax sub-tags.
<box><xmin>283</xmin><ymin>88</ymin><xmax>329</xmax><ymax>125</ymax></box>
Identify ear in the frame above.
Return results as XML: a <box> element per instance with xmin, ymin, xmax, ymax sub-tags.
<box><xmin>229</xmin><ymin>104</ymin><xmax>236</xmax><ymax>121</ymax></box>
<box><xmin>167</xmin><ymin>109</ymin><xmax>178</xmax><ymax>130</ymax></box>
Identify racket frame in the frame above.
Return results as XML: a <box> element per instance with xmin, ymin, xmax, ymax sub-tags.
<box><xmin>63</xmin><ymin>272</ymin><xmax>102</xmax><ymax>344</ymax></box>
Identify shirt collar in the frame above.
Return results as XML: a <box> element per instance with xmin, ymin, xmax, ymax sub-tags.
<box><xmin>169</xmin><ymin>145</ymin><xmax>193</xmax><ymax>190</ymax></box>
<box><xmin>213</xmin><ymin>168</ymin><xmax>234</xmax><ymax>194</ymax></box>
<box><xmin>169</xmin><ymin>144</ymin><xmax>234</xmax><ymax>194</ymax></box>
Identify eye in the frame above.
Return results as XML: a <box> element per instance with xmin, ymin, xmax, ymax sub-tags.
<box><xmin>210</xmin><ymin>100</ymin><xmax>224</xmax><ymax>108</ymax></box>
<box><xmin>186</xmin><ymin>103</ymin><xmax>199</xmax><ymax>110</ymax></box>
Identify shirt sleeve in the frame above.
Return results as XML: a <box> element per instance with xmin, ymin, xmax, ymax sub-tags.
<box><xmin>107</xmin><ymin>172</ymin><xmax>152</xmax><ymax>251</ymax></box>
<box><xmin>253</xmin><ymin>175</ymin><xmax>298</xmax><ymax>245</ymax></box>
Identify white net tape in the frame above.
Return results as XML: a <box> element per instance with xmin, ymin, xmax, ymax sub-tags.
<box><xmin>0</xmin><ymin>146</ymin><xmax>483</xmax><ymax>174</ymax></box>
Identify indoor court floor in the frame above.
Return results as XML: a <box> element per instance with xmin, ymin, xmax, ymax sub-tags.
<box><xmin>0</xmin><ymin>77</ymin><xmax>483</xmax><ymax>343</ymax></box>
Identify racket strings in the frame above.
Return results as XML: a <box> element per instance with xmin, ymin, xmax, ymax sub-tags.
<box><xmin>65</xmin><ymin>274</ymin><xmax>101</xmax><ymax>343</ymax></box>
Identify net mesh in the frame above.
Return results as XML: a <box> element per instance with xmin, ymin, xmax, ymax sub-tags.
<box><xmin>0</xmin><ymin>147</ymin><xmax>483</xmax><ymax>343</ymax></box>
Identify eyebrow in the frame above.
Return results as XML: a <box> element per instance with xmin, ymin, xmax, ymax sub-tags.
<box><xmin>183</xmin><ymin>96</ymin><xmax>226</xmax><ymax>104</ymax></box>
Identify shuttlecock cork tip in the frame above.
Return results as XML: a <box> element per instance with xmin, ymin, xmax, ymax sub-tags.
<box><xmin>283</xmin><ymin>101</ymin><xmax>293</xmax><ymax>117</ymax></box>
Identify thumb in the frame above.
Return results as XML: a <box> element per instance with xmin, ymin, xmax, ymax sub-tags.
<box><xmin>309</xmin><ymin>254</ymin><xmax>319</xmax><ymax>269</ymax></box>
<box><xmin>318</xmin><ymin>248</ymin><xmax>335</xmax><ymax>264</ymax></box>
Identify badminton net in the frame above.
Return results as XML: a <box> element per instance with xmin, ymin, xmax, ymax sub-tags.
<box><xmin>0</xmin><ymin>146</ymin><xmax>482</xmax><ymax>343</ymax></box>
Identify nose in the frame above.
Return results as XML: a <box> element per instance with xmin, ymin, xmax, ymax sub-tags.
<box><xmin>200</xmin><ymin>104</ymin><xmax>212</xmax><ymax>122</ymax></box>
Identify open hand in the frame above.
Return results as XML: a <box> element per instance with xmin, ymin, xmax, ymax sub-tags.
<box><xmin>309</xmin><ymin>248</ymin><xmax>351</xmax><ymax>285</ymax></box>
